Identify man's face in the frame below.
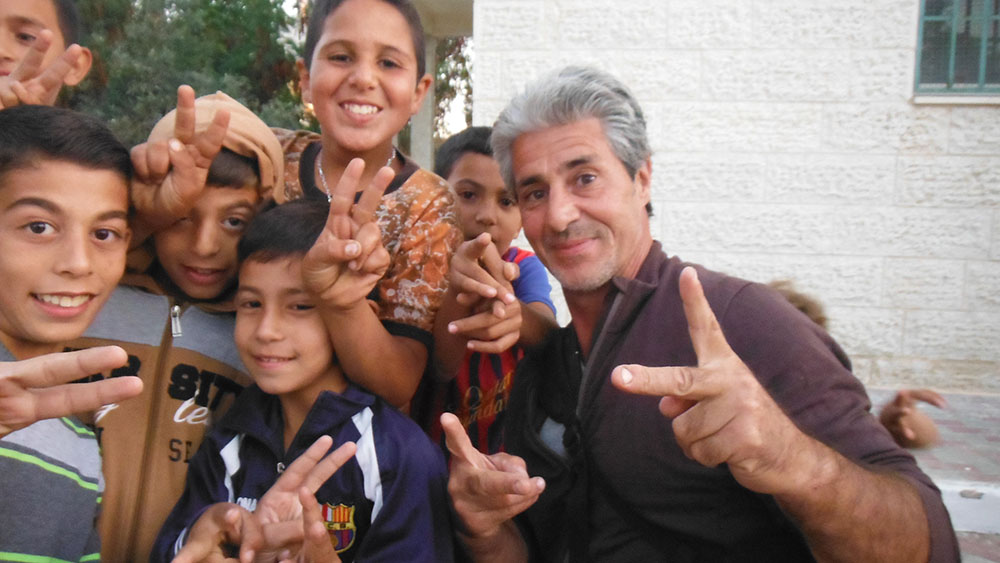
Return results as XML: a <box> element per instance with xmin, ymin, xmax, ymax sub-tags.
<box><xmin>0</xmin><ymin>0</ymin><xmax>68</xmax><ymax>77</ymax></box>
<box><xmin>448</xmin><ymin>152</ymin><xmax>521</xmax><ymax>254</ymax></box>
<box><xmin>512</xmin><ymin>118</ymin><xmax>652</xmax><ymax>292</ymax></box>
<box><xmin>153</xmin><ymin>184</ymin><xmax>260</xmax><ymax>301</ymax></box>
<box><xmin>0</xmin><ymin>160</ymin><xmax>130</xmax><ymax>358</ymax></box>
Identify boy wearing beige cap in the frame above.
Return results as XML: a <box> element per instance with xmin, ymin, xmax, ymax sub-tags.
<box><xmin>68</xmin><ymin>87</ymin><xmax>283</xmax><ymax>562</ymax></box>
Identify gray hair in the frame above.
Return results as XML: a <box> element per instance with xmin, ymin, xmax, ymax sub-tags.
<box><xmin>491</xmin><ymin>66</ymin><xmax>651</xmax><ymax>190</ymax></box>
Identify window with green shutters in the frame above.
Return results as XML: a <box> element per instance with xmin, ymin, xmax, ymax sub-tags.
<box><xmin>916</xmin><ymin>0</ymin><xmax>1000</xmax><ymax>94</ymax></box>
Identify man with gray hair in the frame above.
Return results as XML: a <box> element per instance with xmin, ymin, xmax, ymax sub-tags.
<box><xmin>441</xmin><ymin>66</ymin><xmax>957</xmax><ymax>562</ymax></box>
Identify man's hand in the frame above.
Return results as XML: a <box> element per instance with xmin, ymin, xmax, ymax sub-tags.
<box><xmin>0</xmin><ymin>30</ymin><xmax>87</xmax><ymax>108</ymax></box>
<box><xmin>130</xmin><ymin>85</ymin><xmax>230</xmax><ymax>232</ymax></box>
<box><xmin>879</xmin><ymin>389</ymin><xmax>945</xmax><ymax>449</ymax></box>
<box><xmin>302</xmin><ymin>159</ymin><xmax>392</xmax><ymax>309</ymax></box>
<box><xmin>442</xmin><ymin>413</ymin><xmax>543</xmax><ymax>540</ymax></box>
<box><xmin>0</xmin><ymin>346</ymin><xmax>143</xmax><ymax>437</ymax></box>
<box><xmin>611</xmin><ymin>266</ymin><xmax>817</xmax><ymax>496</ymax></box>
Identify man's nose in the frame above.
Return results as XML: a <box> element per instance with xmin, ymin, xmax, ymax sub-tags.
<box><xmin>545</xmin><ymin>184</ymin><xmax>580</xmax><ymax>233</ymax></box>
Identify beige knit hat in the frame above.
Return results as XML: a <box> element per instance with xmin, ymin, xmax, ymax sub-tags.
<box><xmin>147</xmin><ymin>91</ymin><xmax>283</xmax><ymax>198</ymax></box>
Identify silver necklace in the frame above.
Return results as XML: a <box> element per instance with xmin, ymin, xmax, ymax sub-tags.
<box><xmin>317</xmin><ymin>147</ymin><xmax>396</xmax><ymax>203</ymax></box>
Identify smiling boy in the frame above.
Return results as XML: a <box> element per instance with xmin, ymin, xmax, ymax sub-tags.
<box><xmin>0</xmin><ymin>105</ymin><xmax>141</xmax><ymax>562</ymax></box>
<box><xmin>68</xmin><ymin>89</ymin><xmax>284</xmax><ymax>561</ymax></box>
<box><xmin>154</xmin><ymin>200</ymin><xmax>455</xmax><ymax>562</ymax></box>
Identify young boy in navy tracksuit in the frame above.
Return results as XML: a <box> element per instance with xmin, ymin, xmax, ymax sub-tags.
<box><xmin>153</xmin><ymin>200</ymin><xmax>455</xmax><ymax>562</ymax></box>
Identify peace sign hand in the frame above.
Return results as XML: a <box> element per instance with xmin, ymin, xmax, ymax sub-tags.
<box><xmin>302</xmin><ymin>159</ymin><xmax>392</xmax><ymax>310</ymax></box>
<box><xmin>611</xmin><ymin>267</ymin><xmax>816</xmax><ymax>496</ymax></box>
<box><xmin>0</xmin><ymin>30</ymin><xmax>86</xmax><ymax>108</ymax></box>
<box><xmin>131</xmin><ymin>85</ymin><xmax>231</xmax><ymax>232</ymax></box>
<box><xmin>0</xmin><ymin>346</ymin><xmax>143</xmax><ymax>437</ymax></box>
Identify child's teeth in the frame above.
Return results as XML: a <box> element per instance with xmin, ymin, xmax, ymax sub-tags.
<box><xmin>40</xmin><ymin>294</ymin><xmax>90</xmax><ymax>307</ymax></box>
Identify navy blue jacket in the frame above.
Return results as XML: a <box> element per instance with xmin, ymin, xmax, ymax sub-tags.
<box><xmin>153</xmin><ymin>384</ymin><xmax>455</xmax><ymax>562</ymax></box>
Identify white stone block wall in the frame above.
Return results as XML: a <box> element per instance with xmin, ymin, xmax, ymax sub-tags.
<box><xmin>472</xmin><ymin>0</ymin><xmax>1000</xmax><ymax>392</ymax></box>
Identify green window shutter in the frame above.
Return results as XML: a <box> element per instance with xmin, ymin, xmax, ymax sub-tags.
<box><xmin>916</xmin><ymin>0</ymin><xmax>1000</xmax><ymax>94</ymax></box>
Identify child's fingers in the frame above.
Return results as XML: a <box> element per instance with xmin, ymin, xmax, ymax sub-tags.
<box><xmin>173</xmin><ymin>85</ymin><xmax>197</xmax><ymax>144</ymax></box>
<box><xmin>144</xmin><ymin>140</ymin><xmax>172</xmax><ymax>184</ymax></box>
<box><xmin>193</xmin><ymin>108</ymin><xmax>231</xmax><ymax>165</ymax></box>
<box><xmin>271</xmin><ymin>436</ymin><xmax>335</xmax><ymax>493</ymax></box>
<box><xmin>347</xmin><ymin>221</ymin><xmax>383</xmax><ymax>272</ymax></box>
<box><xmin>10</xmin><ymin>30</ymin><xmax>51</xmax><ymax>81</ymax></box>
<box><xmin>351</xmin><ymin>165</ymin><xmax>393</xmax><ymax>225</ymax></box>
<box><xmin>357</xmin><ymin>245</ymin><xmax>390</xmax><ymax>278</ymax></box>
<box><xmin>302</xmin><ymin>441</ymin><xmax>357</xmax><ymax>493</ymax></box>
<box><xmin>328</xmin><ymin>159</ymin><xmax>366</xmax><ymax>217</ymax></box>
<box><xmin>908</xmin><ymin>389</ymin><xmax>948</xmax><ymax>409</ymax></box>
<box><xmin>299</xmin><ymin>487</ymin><xmax>341</xmax><ymax>562</ymax></box>
<box><xmin>0</xmin><ymin>81</ymin><xmax>20</xmax><ymax>108</ymax></box>
<box><xmin>30</xmin><ymin>44</ymin><xmax>81</xmax><ymax>98</ymax></box>
<box><xmin>9</xmin><ymin>81</ymin><xmax>42</xmax><ymax>105</ymax></box>
<box><xmin>477</xmin><ymin>245</ymin><xmax>513</xmax><ymax>301</ymax></box>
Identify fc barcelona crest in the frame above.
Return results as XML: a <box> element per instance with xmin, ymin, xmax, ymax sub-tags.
<box><xmin>322</xmin><ymin>503</ymin><xmax>356</xmax><ymax>553</ymax></box>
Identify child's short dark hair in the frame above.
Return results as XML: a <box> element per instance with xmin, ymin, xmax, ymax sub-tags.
<box><xmin>207</xmin><ymin>148</ymin><xmax>261</xmax><ymax>189</ymax></box>
<box><xmin>238</xmin><ymin>200</ymin><xmax>328</xmax><ymax>264</ymax></box>
<box><xmin>434</xmin><ymin>126</ymin><xmax>492</xmax><ymax>180</ymax></box>
<box><xmin>52</xmin><ymin>0</ymin><xmax>83</xmax><ymax>46</ymax></box>
<box><xmin>0</xmin><ymin>105</ymin><xmax>131</xmax><ymax>186</ymax></box>
<box><xmin>303</xmin><ymin>0</ymin><xmax>426</xmax><ymax>77</ymax></box>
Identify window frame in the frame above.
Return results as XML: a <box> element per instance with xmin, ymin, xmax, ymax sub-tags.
<box><xmin>914</xmin><ymin>0</ymin><xmax>1000</xmax><ymax>95</ymax></box>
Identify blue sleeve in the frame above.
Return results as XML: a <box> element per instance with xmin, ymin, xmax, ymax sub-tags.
<box><xmin>150</xmin><ymin>432</ymin><xmax>235</xmax><ymax>563</ymax></box>
<box><xmin>511</xmin><ymin>254</ymin><xmax>556</xmax><ymax>315</ymax></box>
<box><xmin>355</xmin><ymin>411</ymin><xmax>456</xmax><ymax>562</ymax></box>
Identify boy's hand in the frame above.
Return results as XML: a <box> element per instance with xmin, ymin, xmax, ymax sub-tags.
<box><xmin>249</xmin><ymin>438</ymin><xmax>357</xmax><ymax>561</ymax></box>
<box><xmin>0</xmin><ymin>30</ymin><xmax>85</xmax><ymax>108</ymax></box>
<box><xmin>879</xmin><ymin>389</ymin><xmax>945</xmax><ymax>449</ymax></box>
<box><xmin>131</xmin><ymin>85</ymin><xmax>230</xmax><ymax>231</ymax></box>
<box><xmin>292</xmin><ymin>486</ymin><xmax>343</xmax><ymax>562</ymax></box>
<box><xmin>447</xmin><ymin>297</ymin><xmax>522</xmax><ymax>354</ymax></box>
<box><xmin>449</xmin><ymin>234</ymin><xmax>518</xmax><ymax>308</ymax></box>
<box><xmin>302</xmin><ymin>159</ymin><xmax>392</xmax><ymax>309</ymax></box>
<box><xmin>0</xmin><ymin>347</ymin><xmax>143</xmax><ymax>438</ymax></box>
<box><xmin>172</xmin><ymin>503</ymin><xmax>260</xmax><ymax>563</ymax></box>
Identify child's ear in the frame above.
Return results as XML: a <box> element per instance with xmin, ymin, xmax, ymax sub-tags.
<box><xmin>62</xmin><ymin>47</ymin><xmax>93</xmax><ymax>87</ymax></box>
<box><xmin>409</xmin><ymin>73</ymin><xmax>433</xmax><ymax>115</ymax></box>
<box><xmin>297</xmin><ymin>59</ymin><xmax>312</xmax><ymax>105</ymax></box>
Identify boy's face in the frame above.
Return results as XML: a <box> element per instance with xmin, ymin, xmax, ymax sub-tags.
<box><xmin>235</xmin><ymin>256</ymin><xmax>343</xmax><ymax>399</ymax></box>
<box><xmin>448</xmin><ymin>152</ymin><xmax>521</xmax><ymax>254</ymax></box>
<box><xmin>0</xmin><ymin>160</ymin><xmax>130</xmax><ymax>357</ymax></box>
<box><xmin>0</xmin><ymin>0</ymin><xmax>68</xmax><ymax>76</ymax></box>
<box><xmin>153</xmin><ymin>184</ymin><xmax>259</xmax><ymax>301</ymax></box>
<box><xmin>299</xmin><ymin>0</ymin><xmax>431</xmax><ymax>156</ymax></box>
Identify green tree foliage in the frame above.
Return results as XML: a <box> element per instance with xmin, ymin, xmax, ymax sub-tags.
<box><xmin>69</xmin><ymin>0</ymin><xmax>313</xmax><ymax>146</ymax></box>
<box><xmin>434</xmin><ymin>36</ymin><xmax>471</xmax><ymax>142</ymax></box>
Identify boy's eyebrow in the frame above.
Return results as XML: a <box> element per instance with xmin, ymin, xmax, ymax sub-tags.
<box><xmin>6</xmin><ymin>197</ymin><xmax>59</xmax><ymax>213</ymax></box>
<box><xmin>7</xmin><ymin>198</ymin><xmax>128</xmax><ymax>221</ymax></box>
<box><xmin>98</xmin><ymin>210</ymin><xmax>129</xmax><ymax>222</ymax></box>
<box><xmin>7</xmin><ymin>15</ymin><xmax>47</xmax><ymax>29</ymax></box>
<box><xmin>225</xmin><ymin>200</ymin><xmax>257</xmax><ymax>212</ymax></box>
<box><xmin>452</xmin><ymin>178</ymin><xmax>485</xmax><ymax>190</ymax></box>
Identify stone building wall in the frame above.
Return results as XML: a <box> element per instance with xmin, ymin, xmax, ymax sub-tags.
<box><xmin>471</xmin><ymin>0</ymin><xmax>1000</xmax><ymax>392</ymax></box>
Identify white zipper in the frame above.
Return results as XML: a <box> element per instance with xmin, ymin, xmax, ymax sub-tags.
<box><xmin>170</xmin><ymin>305</ymin><xmax>183</xmax><ymax>337</ymax></box>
